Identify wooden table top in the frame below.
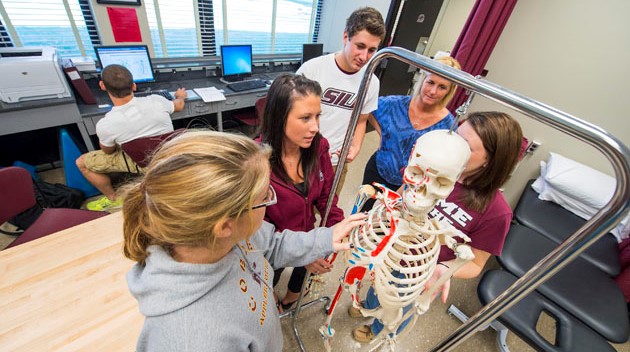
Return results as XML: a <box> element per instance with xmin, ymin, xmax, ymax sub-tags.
<box><xmin>0</xmin><ymin>212</ymin><xmax>143</xmax><ymax>351</ymax></box>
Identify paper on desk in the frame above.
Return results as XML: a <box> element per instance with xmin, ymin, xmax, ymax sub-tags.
<box><xmin>194</xmin><ymin>87</ymin><xmax>226</xmax><ymax>103</ymax></box>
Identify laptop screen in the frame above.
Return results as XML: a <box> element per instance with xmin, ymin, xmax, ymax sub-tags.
<box><xmin>95</xmin><ymin>45</ymin><xmax>155</xmax><ymax>83</ymax></box>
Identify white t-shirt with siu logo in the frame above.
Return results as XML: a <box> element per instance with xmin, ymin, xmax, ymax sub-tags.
<box><xmin>297</xmin><ymin>53</ymin><xmax>379</xmax><ymax>164</ymax></box>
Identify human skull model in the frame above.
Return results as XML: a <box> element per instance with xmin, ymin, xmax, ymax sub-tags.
<box><xmin>401</xmin><ymin>130</ymin><xmax>471</xmax><ymax>221</ymax></box>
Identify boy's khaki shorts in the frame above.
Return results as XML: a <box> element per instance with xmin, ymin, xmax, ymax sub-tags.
<box><xmin>84</xmin><ymin>149</ymin><xmax>142</xmax><ymax>174</ymax></box>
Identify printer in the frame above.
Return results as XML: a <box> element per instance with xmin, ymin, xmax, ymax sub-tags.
<box><xmin>0</xmin><ymin>46</ymin><xmax>71</xmax><ymax>103</ymax></box>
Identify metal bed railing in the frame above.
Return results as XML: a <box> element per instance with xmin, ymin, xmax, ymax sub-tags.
<box><xmin>317</xmin><ymin>46</ymin><xmax>630</xmax><ymax>351</ymax></box>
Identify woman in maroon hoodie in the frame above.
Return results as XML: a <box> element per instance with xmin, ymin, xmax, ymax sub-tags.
<box><xmin>260</xmin><ymin>73</ymin><xmax>345</xmax><ymax>310</ymax></box>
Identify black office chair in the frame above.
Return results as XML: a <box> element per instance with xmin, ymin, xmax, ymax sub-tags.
<box><xmin>457</xmin><ymin>181</ymin><xmax>628</xmax><ymax>351</ymax></box>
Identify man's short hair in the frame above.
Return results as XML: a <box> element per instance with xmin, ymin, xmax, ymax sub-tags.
<box><xmin>101</xmin><ymin>64</ymin><xmax>134</xmax><ymax>98</ymax></box>
<box><xmin>345</xmin><ymin>7</ymin><xmax>386</xmax><ymax>41</ymax></box>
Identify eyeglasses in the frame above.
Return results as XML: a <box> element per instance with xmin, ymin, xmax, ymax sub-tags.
<box><xmin>252</xmin><ymin>185</ymin><xmax>277</xmax><ymax>210</ymax></box>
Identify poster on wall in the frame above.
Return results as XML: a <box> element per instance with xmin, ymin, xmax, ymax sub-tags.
<box><xmin>97</xmin><ymin>0</ymin><xmax>141</xmax><ymax>5</ymax></box>
<box><xmin>107</xmin><ymin>7</ymin><xmax>142</xmax><ymax>42</ymax></box>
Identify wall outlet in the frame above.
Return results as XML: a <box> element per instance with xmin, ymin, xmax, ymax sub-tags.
<box><xmin>526</xmin><ymin>140</ymin><xmax>541</xmax><ymax>154</ymax></box>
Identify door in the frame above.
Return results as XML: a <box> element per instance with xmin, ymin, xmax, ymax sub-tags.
<box><xmin>378</xmin><ymin>0</ymin><xmax>444</xmax><ymax>96</ymax></box>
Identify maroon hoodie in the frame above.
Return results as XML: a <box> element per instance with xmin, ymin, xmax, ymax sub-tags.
<box><xmin>264</xmin><ymin>137</ymin><xmax>345</xmax><ymax>232</ymax></box>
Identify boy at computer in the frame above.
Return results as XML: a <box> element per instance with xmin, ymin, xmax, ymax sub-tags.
<box><xmin>76</xmin><ymin>64</ymin><xmax>187</xmax><ymax>211</ymax></box>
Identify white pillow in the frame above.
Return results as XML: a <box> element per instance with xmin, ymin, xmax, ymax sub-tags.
<box><xmin>532</xmin><ymin>153</ymin><xmax>629</xmax><ymax>242</ymax></box>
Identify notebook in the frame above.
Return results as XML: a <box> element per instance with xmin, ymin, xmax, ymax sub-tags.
<box><xmin>193</xmin><ymin>87</ymin><xmax>226</xmax><ymax>103</ymax></box>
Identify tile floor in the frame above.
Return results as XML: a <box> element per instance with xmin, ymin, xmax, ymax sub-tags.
<box><xmin>2</xmin><ymin>130</ymin><xmax>629</xmax><ymax>351</ymax></box>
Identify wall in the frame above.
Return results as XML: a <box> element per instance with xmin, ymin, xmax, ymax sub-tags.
<box><xmin>458</xmin><ymin>0</ymin><xmax>630</xmax><ymax>206</ymax></box>
<box><xmin>317</xmin><ymin>0</ymin><xmax>392</xmax><ymax>53</ymax></box>
<box><xmin>424</xmin><ymin>0</ymin><xmax>474</xmax><ymax>57</ymax></box>
<box><xmin>90</xmin><ymin>1</ymin><xmax>154</xmax><ymax>54</ymax></box>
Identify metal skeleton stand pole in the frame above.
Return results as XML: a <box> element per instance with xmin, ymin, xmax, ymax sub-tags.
<box><xmin>283</xmin><ymin>43</ymin><xmax>378</xmax><ymax>352</ymax></box>
<box><xmin>449</xmin><ymin>84</ymin><xmax>478</xmax><ymax>133</ymax></box>
<box><xmin>321</xmin><ymin>47</ymin><xmax>630</xmax><ymax>351</ymax></box>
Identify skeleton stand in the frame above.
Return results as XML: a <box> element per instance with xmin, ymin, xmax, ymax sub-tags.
<box><xmin>279</xmin><ymin>272</ymin><xmax>330</xmax><ymax>351</ymax></box>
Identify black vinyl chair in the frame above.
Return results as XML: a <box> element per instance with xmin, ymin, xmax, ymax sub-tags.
<box><xmin>468</xmin><ymin>181</ymin><xmax>628</xmax><ymax>351</ymax></box>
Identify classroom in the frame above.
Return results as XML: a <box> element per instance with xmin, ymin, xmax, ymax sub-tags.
<box><xmin>0</xmin><ymin>1</ymin><xmax>629</xmax><ymax>351</ymax></box>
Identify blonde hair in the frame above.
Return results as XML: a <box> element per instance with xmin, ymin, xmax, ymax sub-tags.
<box><xmin>416</xmin><ymin>56</ymin><xmax>462</xmax><ymax>107</ymax></box>
<box><xmin>122</xmin><ymin>130</ymin><xmax>272</xmax><ymax>264</ymax></box>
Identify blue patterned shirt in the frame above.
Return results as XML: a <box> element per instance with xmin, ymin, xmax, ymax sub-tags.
<box><xmin>374</xmin><ymin>95</ymin><xmax>455</xmax><ymax>185</ymax></box>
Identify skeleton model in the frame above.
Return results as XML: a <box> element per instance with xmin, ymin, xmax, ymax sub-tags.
<box><xmin>319</xmin><ymin>130</ymin><xmax>476</xmax><ymax>351</ymax></box>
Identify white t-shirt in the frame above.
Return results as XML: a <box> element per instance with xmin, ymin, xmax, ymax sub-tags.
<box><xmin>96</xmin><ymin>95</ymin><xmax>175</xmax><ymax>147</ymax></box>
<box><xmin>297</xmin><ymin>53</ymin><xmax>379</xmax><ymax>163</ymax></box>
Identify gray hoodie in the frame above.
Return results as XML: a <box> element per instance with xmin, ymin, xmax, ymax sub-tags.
<box><xmin>127</xmin><ymin>221</ymin><xmax>334</xmax><ymax>352</ymax></box>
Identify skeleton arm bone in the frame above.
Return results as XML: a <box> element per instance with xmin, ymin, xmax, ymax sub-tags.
<box><xmin>415</xmin><ymin>243</ymin><xmax>473</xmax><ymax>314</ymax></box>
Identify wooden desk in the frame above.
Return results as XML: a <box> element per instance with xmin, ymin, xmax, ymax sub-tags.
<box><xmin>0</xmin><ymin>212</ymin><xmax>142</xmax><ymax>351</ymax></box>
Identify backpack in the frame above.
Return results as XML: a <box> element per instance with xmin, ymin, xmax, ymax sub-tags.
<box><xmin>34</xmin><ymin>180</ymin><xmax>85</xmax><ymax>209</ymax></box>
<box><xmin>7</xmin><ymin>181</ymin><xmax>85</xmax><ymax>232</ymax></box>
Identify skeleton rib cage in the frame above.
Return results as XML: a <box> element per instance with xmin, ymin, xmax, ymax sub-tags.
<box><xmin>352</xmin><ymin>203</ymin><xmax>442</xmax><ymax>310</ymax></box>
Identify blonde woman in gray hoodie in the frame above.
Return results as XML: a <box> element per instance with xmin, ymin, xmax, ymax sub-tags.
<box><xmin>122</xmin><ymin>130</ymin><xmax>366</xmax><ymax>352</ymax></box>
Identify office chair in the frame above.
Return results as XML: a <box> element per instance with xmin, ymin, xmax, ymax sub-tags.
<box><xmin>120</xmin><ymin>129</ymin><xmax>185</xmax><ymax>168</ymax></box>
<box><xmin>0</xmin><ymin>166</ymin><xmax>108</xmax><ymax>249</ymax></box>
<box><xmin>233</xmin><ymin>96</ymin><xmax>267</xmax><ymax>127</ymax></box>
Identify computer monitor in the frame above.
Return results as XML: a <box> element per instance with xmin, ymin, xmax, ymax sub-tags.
<box><xmin>302</xmin><ymin>43</ymin><xmax>323</xmax><ymax>65</ymax></box>
<box><xmin>94</xmin><ymin>45</ymin><xmax>155</xmax><ymax>83</ymax></box>
<box><xmin>220</xmin><ymin>44</ymin><xmax>253</xmax><ymax>82</ymax></box>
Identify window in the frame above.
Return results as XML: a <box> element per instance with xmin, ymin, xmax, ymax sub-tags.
<box><xmin>146</xmin><ymin>0</ymin><xmax>323</xmax><ymax>58</ymax></box>
<box><xmin>144</xmin><ymin>0</ymin><xmax>199</xmax><ymax>58</ymax></box>
<box><xmin>0</xmin><ymin>0</ymin><xmax>101</xmax><ymax>57</ymax></box>
<box><xmin>0</xmin><ymin>0</ymin><xmax>322</xmax><ymax>59</ymax></box>
<box><xmin>0</xmin><ymin>18</ymin><xmax>12</xmax><ymax>47</ymax></box>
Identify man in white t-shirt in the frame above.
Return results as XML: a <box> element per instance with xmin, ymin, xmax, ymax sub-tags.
<box><xmin>76</xmin><ymin>64</ymin><xmax>187</xmax><ymax>211</ymax></box>
<box><xmin>296</xmin><ymin>6</ymin><xmax>385</xmax><ymax>190</ymax></box>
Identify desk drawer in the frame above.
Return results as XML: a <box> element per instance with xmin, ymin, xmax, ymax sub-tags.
<box><xmin>189</xmin><ymin>101</ymin><xmax>220</xmax><ymax>116</ymax></box>
<box><xmin>222</xmin><ymin>92</ymin><xmax>266</xmax><ymax>112</ymax></box>
<box><xmin>171</xmin><ymin>104</ymin><xmax>190</xmax><ymax>121</ymax></box>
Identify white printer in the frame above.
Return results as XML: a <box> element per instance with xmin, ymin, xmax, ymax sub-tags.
<box><xmin>0</xmin><ymin>46</ymin><xmax>71</xmax><ymax>103</ymax></box>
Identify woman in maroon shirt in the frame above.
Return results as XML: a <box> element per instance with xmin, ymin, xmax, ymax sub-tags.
<box><xmin>259</xmin><ymin>73</ymin><xmax>345</xmax><ymax>310</ymax></box>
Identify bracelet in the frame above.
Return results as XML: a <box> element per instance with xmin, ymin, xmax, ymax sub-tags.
<box><xmin>438</xmin><ymin>262</ymin><xmax>450</xmax><ymax>269</ymax></box>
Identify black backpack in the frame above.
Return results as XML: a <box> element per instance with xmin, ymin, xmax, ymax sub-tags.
<box><xmin>6</xmin><ymin>180</ymin><xmax>85</xmax><ymax>233</ymax></box>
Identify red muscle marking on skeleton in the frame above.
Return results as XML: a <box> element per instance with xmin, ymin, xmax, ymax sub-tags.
<box><xmin>372</xmin><ymin>183</ymin><xmax>401</xmax><ymax>212</ymax></box>
<box><xmin>344</xmin><ymin>266</ymin><xmax>367</xmax><ymax>284</ymax></box>
<box><xmin>371</xmin><ymin>218</ymin><xmax>398</xmax><ymax>257</ymax></box>
<box><xmin>402</xmin><ymin>167</ymin><xmax>430</xmax><ymax>186</ymax></box>
<box><xmin>326</xmin><ymin>285</ymin><xmax>345</xmax><ymax>317</ymax></box>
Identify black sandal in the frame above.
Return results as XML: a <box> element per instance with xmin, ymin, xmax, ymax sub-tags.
<box><xmin>279</xmin><ymin>288</ymin><xmax>311</xmax><ymax>310</ymax></box>
<box><xmin>280</xmin><ymin>300</ymin><xmax>296</xmax><ymax>311</ymax></box>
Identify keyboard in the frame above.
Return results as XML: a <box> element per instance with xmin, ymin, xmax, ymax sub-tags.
<box><xmin>135</xmin><ymin>89</ymin><xmax>173</xmax><ymax>100</ymax></box>
<box><xmin>226</xmin><ymin>79</ymin><xmax>267</xmax><ymax>92</ymax></box>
